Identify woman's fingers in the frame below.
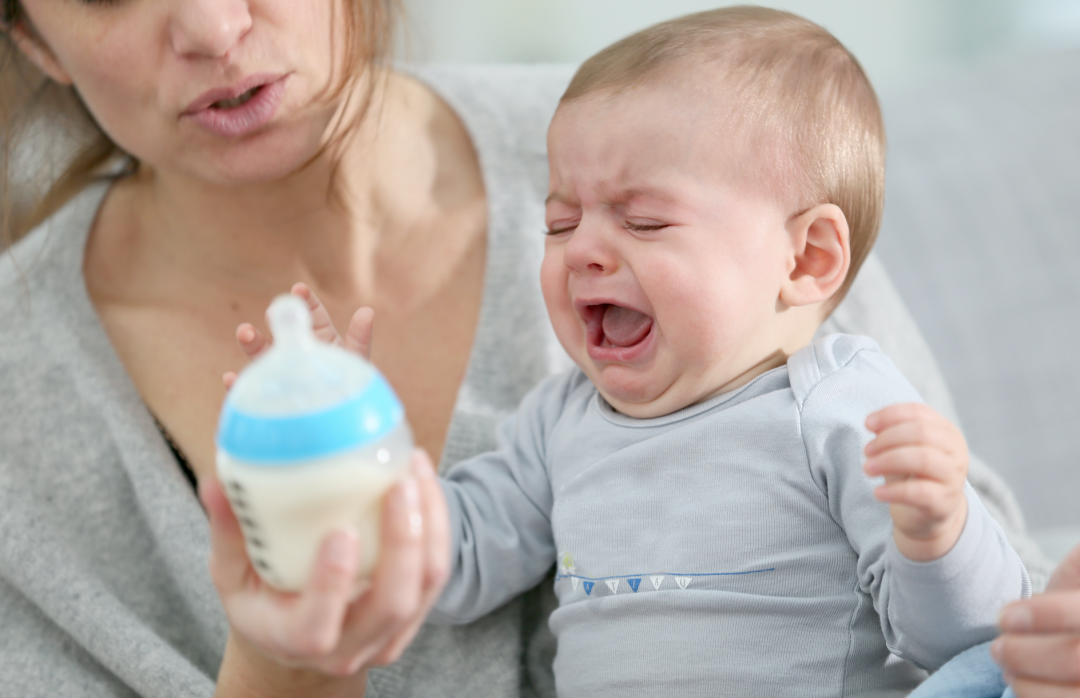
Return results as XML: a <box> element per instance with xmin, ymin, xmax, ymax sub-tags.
<box><xmin>200</xmin><ymin>477</ymin><xmax>251</xmax><ymax>593</ymax></box>
<box><xmin>994</xmin><ymin>631</ymin><xmax>1080</xmax><ymax>684</ymax></box>
<box><xmin>1008</xmin><ymin>676</ymin><xmax>1080</xmax><ymax>698</ymax></box>
<box><xmin>1048</xmin><ymin>544</ymin><xmax>1080</xmax><ymax>592</ymax></box>
<box><xmin>367</xmin><ymin>475</ymin><xmax>426</xmax><ymax>625</ymax></box>
<box><xmin>414</xmin><ymin>450</ymin><xmax>450</xmax><ymax>593</ymax></box>
<box><xmin>345</xmin><ymin>306</ymin><xmax>375</xmax><ymax>361</ymax></box>
<box><xmin>288</xmin><ymin>528</ymin><xmax>361</xmax><ymax>662</ymax></box>
<box><xmin>371</xmin><ymin>451</ymin><xmax>451</xmax><ymax>664</ymax></box>
<box><xmin>336</xmin><ymin>473</ymin><xmax>427</xmax><ymax>665</ymax></box>
<box><xmin>1001</xmin><ymin>592</ymin><xmax>1080</xmax><ymax>634</ymax></box>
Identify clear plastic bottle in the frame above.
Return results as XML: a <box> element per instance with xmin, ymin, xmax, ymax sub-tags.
<box><xmin>216</xmin><ymin>295</ymin><xmax>412</xmax><ymax>591</ymax></box>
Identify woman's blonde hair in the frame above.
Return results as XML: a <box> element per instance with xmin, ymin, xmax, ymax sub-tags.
<box><xmin>0</xmin><ymin>0</ymin><xmax>400</xmax><ymax>250</ymax></box>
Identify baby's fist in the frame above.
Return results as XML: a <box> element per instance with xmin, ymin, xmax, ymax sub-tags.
<box><xmin>864</xmin><ymin>403</ymin><xmax>969</xmax><ymax>562</ymax></box>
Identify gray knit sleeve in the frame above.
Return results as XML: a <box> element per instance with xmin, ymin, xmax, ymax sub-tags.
<box><xmin>791</xmin><ymin>334</ymin><xmax>1027</xmax><ymax>670</ymax></box>
<box><xmin>821</xmin><ymin>255</ymin><xmax>1054</xmax><ymax>591</ymax></box>
<box><xmin>429</xmin><ymin>373</ymin><xmax>574</xmax><ymax>625</ymax></box>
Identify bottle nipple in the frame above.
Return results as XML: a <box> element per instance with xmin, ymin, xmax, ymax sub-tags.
<box><xmin>267</xmin><ymin>294</ymin><xmax>315</xmax><ymax>352</ymax></box>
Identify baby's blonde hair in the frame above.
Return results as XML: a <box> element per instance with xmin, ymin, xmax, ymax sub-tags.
<box><xmin>561</xmin><ymin>6</ymin><xmax>885</xmax><ymax>306</ymax></box>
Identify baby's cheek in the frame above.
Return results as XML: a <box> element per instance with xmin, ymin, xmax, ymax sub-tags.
<box><xmin>539</xmin><ymin>258</ymin><xmax>564</xmax><ymax>312</ymax></box>
<box><xmin>538</xmin><ymin>266</ymin><xmax>578</xmax><ymax>346</ymax></box>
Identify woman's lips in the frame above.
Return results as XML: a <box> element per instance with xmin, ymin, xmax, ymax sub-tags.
<box><xmin>182</xmin><ymin>74</ymin><xmax>288</xmax><ymax>139</ymax></box>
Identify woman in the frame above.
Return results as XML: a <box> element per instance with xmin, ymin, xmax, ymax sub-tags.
<box><xmin>0</xmin><ymin>1</ymin><xmax>1061</xmax><ymax>696</ymax></box>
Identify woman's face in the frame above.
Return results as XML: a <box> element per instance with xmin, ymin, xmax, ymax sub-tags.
<box><xmin>17</xmin><ymin>0</ymin><xmax>349</xmax><ymax>185</ymax></box>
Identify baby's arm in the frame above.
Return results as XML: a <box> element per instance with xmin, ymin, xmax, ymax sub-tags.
<box><xmin>796</xmin><ymin>335</ymin><xmax>1028</xmax><ymax>670</ymax></box>
<box><xmin>863</xmin><ymin>403</ymin><xmax>969</xmax><ymax>562</ymax></box>
<box><xmin>430</xmin><ymin>375</ymin><xmax>569</xmax><ymax>625</ymax></box>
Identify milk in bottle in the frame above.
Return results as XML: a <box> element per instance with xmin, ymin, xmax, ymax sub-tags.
<box><xmin>216</xmin><ymin>294</ymin><xmax>412</xmax><ymax>591</ymax></box>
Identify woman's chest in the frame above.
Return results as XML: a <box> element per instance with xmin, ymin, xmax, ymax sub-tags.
<box><xmin>93</xmin><ymin>288</ymin><xmax>482</xmax><ymax>483</ymax></box>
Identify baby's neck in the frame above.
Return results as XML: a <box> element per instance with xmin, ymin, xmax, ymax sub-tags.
<box><xmin>694</xmin><ymin>349</ymin><xmax>791</xmax><ymax>405</ymax></box>
<box><xmin>602</xmin><ymin>310</ymin><xmax>825</xmax><ymax>420</ymax></box>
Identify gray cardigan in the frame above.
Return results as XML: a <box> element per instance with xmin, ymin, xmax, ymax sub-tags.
<box><xmin>0</xmin><ymin>64</ymin><xmax>1050</xmax><ymax>698</ymax></box>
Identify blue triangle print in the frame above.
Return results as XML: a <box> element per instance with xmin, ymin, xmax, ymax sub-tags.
<box><xmin>627</xmin><ymin>578</ymin><xmax>641</xmax><ymax>592</ymax></box>
<box><xmin>583</xmin><ymin>581</ymin><xmax>595</xmax><ymax>596</ymax></box>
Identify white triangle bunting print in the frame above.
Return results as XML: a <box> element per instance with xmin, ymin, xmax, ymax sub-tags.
<box><xmin>572</xmin><ymin>578</ymin><xmax>579</xmax><ymax>591</ymax></box>
<box><xmin>676</xmin><ymin>576</ymin><xmax>692</xmax><ymax>590</ymax></box>
<box><xmin>604</xmin><ymin>579</ymin><xmax>620</xmax><ymax>594</ymax></box>
<box><xmin>650</xmin><ymin>575</ymin><xmax>664</xmax><ymax>590</ymax></box>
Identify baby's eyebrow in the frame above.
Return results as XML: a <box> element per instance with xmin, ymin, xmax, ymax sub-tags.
<box><xmin>622</xmin><ymin>187</ymin><xmax>677</xmax><ymax>205</ymax></box>
<box><xmin>544</xmin><ymin>185</ymin><xmax>681</xmax><ymax>208</ymax></box>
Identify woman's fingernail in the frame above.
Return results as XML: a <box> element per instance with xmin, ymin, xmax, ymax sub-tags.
<box><xmin>401</xmin><ymin>478</ymin><xmax>423</xmax><ymax>537</ymax></box>
<box><xmin>413</xmin><ymin>450</ymin><xmax>436</xmax><ymax>479</ymax></box>
<box><xmin>403</xmin><ymin>476</ymin><xmax>420</xmax><ymax>507</ymax></box>
<box><xmin>1000</xmin><ymin>605</ymin><xmax>1033</xmax><ymax>631</ymax></box>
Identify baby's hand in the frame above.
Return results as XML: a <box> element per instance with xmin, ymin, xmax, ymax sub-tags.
<box><xmin>223</xmin><ymin>283</ymin><xmax>375</xmax><ymax>388</ymax></box>
<box><xmin>863</xmin><ymin>403</ymin><xmax>969</xmax><ymax>562</ymax></box>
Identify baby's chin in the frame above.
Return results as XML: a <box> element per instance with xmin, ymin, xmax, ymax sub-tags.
<box><xmin>593</xmin><ymin>377</ymin><xmax>698</xmax><ymax>419</ymax></box>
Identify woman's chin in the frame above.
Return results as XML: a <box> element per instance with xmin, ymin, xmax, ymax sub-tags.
<box><xmin>197</xmin><ymin>143</ymin><xmax>319</xmax><ymax>186</ymax></box>
<box><xmin>173</xmin><ymin>122</ymin><xmax>331</xmax><ymax>187</ymax></box>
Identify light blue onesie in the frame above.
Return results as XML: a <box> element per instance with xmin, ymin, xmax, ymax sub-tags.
<box><xmin>430</xmin><ymin>334</ymin><xmax>1030</xmax><ymax>697</ymax></box>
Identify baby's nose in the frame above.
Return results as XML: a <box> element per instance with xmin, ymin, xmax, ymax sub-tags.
<box><xmin>563</xmin><ymin>220</ymin><xmax>618</xmax><ymax>274</ymax></box>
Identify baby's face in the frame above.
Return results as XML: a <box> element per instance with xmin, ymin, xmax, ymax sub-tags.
<box><xmin>542</xmin><ymin>80</ymin><xmax>804</xmax><ymax>418</ymax></box>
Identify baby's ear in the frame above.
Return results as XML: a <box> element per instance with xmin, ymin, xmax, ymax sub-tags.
<box><xmin>779</xmin><ymin>203</ymin><xmax>850</xmax><ymax>308</ymax></box>
<box><xmin>9</xmin><ymin>22</ymin><xmax>74</xmax><ymax>86</ymax></box>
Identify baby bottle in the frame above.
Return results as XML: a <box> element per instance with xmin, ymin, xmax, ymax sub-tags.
<box><xmin>215</xmin><ymin>294</ymin><xmax>413</xmax><ymax>592</ymax></box>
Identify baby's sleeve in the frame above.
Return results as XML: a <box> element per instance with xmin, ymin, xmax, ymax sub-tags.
<box><xmin>427</xmin><ymin>371</ymin><xmax>574</xmax><ymax>625</ymax></box>
<box><xmin>792</xmin><ymin>334</ymin><xmax>1029</xmax><ymax>670</ymax></box>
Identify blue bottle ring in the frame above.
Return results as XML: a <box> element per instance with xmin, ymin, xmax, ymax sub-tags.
<box><xmin>216</xmin><ymin>373</ymin><xmax>405</xmax><ymax>465</ymax></box>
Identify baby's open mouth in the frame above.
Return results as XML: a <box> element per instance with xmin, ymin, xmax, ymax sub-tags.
<box><xmin>585</xmin><ymin>304</ymin><xmax>654</xmax><ymax>349</ymax></box>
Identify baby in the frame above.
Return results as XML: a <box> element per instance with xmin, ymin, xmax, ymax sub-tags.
<box><xmin>237</xmin><ymin>7</ymin><xmax>1029</xmax><ymax>697</ymax></box>
<box><xmin>426</xmin><ymin>8</ymin><xmax>1029</xmax><ymax>697</ymax></box>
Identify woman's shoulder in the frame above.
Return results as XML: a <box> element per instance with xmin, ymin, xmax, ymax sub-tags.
<box><xmin>0</xmin><ymin>181</ymin><xmax>109</xmax><ymax>295</ymax></box>
<box><xmin>406</xmin><ymin>63</ymin><xmax>574</xmax><ymax>178</ymax></box>
<box><xmin>409</xmin><ymin>63</ymin><xmax>574</xmax><ymax>137</ymax></box>
<box><xmin>0</xmin><ymin>181</ymin><xmax>109</xmax><ymax>377</ymax></box>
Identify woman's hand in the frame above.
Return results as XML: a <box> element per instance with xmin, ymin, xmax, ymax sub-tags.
<box><xmin>211</xmin><ymin>282</ymin><xmax>449</xmax><ymax>692</ymax></box>
<box><xmin>992</xmin><ymin>543</ymin><xmax>1080</xmax><ymax>697</ymax></box>
<box><xmin>203</xmin><ymin>449</ymin><xmax>450</xmax><ymax>691</ymax></box>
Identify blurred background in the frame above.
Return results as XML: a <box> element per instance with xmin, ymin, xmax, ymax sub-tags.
<box><xmin>400</xmin><ymin>0</ymin><xmax>1080</xmax><ymax>92</ymax></box>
